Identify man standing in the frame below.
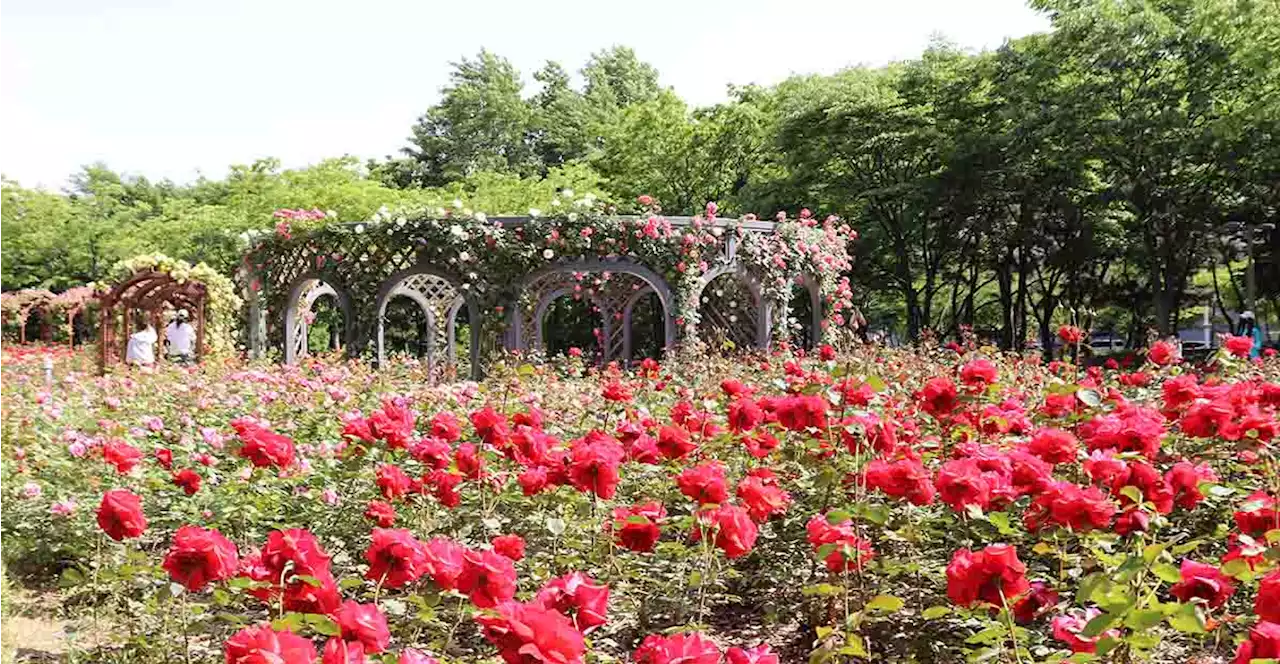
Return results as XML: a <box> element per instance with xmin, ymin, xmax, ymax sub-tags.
<box><xmin>165</xmin><ymin>309</ymin><xmax>196</xmax><ymax>363</ymax></box>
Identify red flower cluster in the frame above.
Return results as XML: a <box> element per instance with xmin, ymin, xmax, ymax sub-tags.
<box><xmin>232</xmin><ymin>418</ymin><xmax>296</xmax><ymax>468</ymax></box>
<box><xmin>946</xmin><ymin>545</ymin><xmax>1029</xmax><ymax>608</ymax></box>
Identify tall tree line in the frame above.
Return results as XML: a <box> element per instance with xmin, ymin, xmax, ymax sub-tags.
<box><xmin>4</xmin><ymin>0</ymin><xmax>1277</xmax><ymax>346</ymax></box>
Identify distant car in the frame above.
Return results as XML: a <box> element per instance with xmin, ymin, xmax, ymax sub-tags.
<box><xmin>1181</xmin><ymin>341</ymin><xmax>1209</xmax><ymax>352</ymax></box>
<box><xmin>1089</xmin><ymin>334</ymin><xmax>1126</xmax><ymax>351</ymax></box>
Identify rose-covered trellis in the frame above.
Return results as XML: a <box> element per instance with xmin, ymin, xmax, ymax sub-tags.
<box><xmin>95</xmin><ymin>254</ymin><xmax>242</xmax><ymax>372</ymax></box>
<box><xmin>1</xmin><ymin>288</ymin><xmax>56</xmax><ymax>343</ymax></box>
<box><xmin>241</xmin><ymin>196</ymin><xmax>857</xmax><ymax>376</ymax></box>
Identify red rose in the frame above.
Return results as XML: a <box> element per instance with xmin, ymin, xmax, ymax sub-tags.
<box><xmin>1161</xmin><ymin>374</ymin><xmax>1201</xmax><ymax>411</ymax></box>
<box><xmin>424</xmin><ymin>469</ymin><xmax>463</xmax><ymax>508</ymax></box>
<box><xmin>727</xmin><ymin>399</ymin><xmax>764</xmax><ymax>433</ymax></box>
<box><xmin>1023</xmin><ymin>481</ymin><xmax>1115</xmax><ymax>533</ymax></box>
<box><xmin>819</xmin><ymin>344</ymin><xmax>837</xmax><ymax>361</ymax></box>
<box><xmin>233</xmin><ymin>420</ymin><xmax>296</xmax><ymax>468</ymax></box>
<box><xmin>935</xmin><ymin>458</ymin><xmax>996</xmax><ymax>513</ymax></box>
<box><xmin>1168</xmin><ymin>559</ymin><xmax>1235</xmax><ymax>608</ymax></box>
<box><xmin>601</xmin><ymin>380</ymin><xmax>633</xmax><ymax>403</ymax></box>
<box><xmin>455</xmin><ymin>443</ymin><xmax>484</xmax><ymax>480</ymax></box>
<box><xmin>103</xmin><ymin>440</ymin><xmax>142</xmax><ymax>474</ymax></box>
<box><xmin>1109</xmin><ymin>461</ymin><xmax>1174</xmax><ymax>514</ymax></box>
<box><xmin>533</xmin><ymin>571</ymin><xmax>610</xmax><ymax>632</ymax></box>
<box><xmin>517</xmin><ymin>467</ymin><xmax>549</xmax><ymax>496</ymax></box>
<box><xmin>1057</xmin><ymin>325</ymin><xmax>1085</xmax><ymax>345</ymax></box>
<box><xmin>1257</xmin><ymin>570</ymin><xmax>1280</xmax><ymax>623</ymax></box>
<box><xmin>735</xmin><ymin>471</ymin><xmax>791</xmax><ymax>522</ymax></box>
<box><xmin>225</xmin><ymin>625</ymin><xmax>316</xmax><ymax>664</ymax></box>
<box><xmin>262</xmin><ymin>529</ymin><xmax>331</xmax><ymax>578</ymax></box>
<box><xmin>1233</xmin><ymin>621</ymin><xmax>1280</xmax><ymax>664</ymax></box>
<box><xmin>342</xmin><ymin>415</ymin><xmax>375</xmax><ymax>444</ymax></box>
<box><xmin>477</xmin><ymin>600</ymin><xmax>586</xmax><ymax>664</ymax></box>
<box><xmin>945</xmin><ymin>545</ymin><xmax>1030</xmax><ymax>608</ymax></box>
<box><xmin>741</xmin><ymin>432</ymin><xmax>779</xmax><ymax>459</ymax></box>
<box><xmin>696</xmin><ymin>503</ymin><xmax>758</xmax><ymax>559</ymax></box>
<box><xmin>1147</xmin><ymin>340</ymin><xmax>1177</xmax><ymax>366</ymax></box>
<box><xmin>960</xmin><ymin>359</ymin><xmax>998</xmax><ymax>389</ymax></box>
<box><xmin>364</xmin><ymin>500</ymin><xmax>397</xmax><ymax>527</ymax></box>
<box><xmin>458</xmin><ymin>549</ymin><xmax>517</xmax><ymax>608</ymax></box>
<box><xmin>423</xmin><ymin>537</ymin><xmax>467</xmax><ymax>590</ymax></box>
<box><xmin>656</xmin><ymin>425</ymin><xmax>696</xmax><ymax>460</ymax></box>
<box><xmin>609</xmin><ymin>501</ymin><xmax>665</xmax><ymax>552</ymax></box>
<box><xmin>1079</xmin><ymin>404</ymin><xmax>1165</xmax><ymax>458</ymax></box>
<box><xmin>154</xmin><ymin>447</ymin><xmax>173</xmax><ymax>470</ymax></box>
<box><xmin>323</xmin><ymin>638</ymin><xmax>366</xmax><ymax>664</ymax></box>
<box><xmin>162</xmin><ymin>525</ymin><xmax>239</xmax><ymax>591</ymax></box>
<box><xmin>376</xmin><ymin>464</ymin><xmax>414</xmax><ymax>501</ymax></box>
<box><xmin>365</xmin><ymin>528</ymin><xmax>428</xmax><ymax>588</ymax></box>
<box><xmin>567</xmin><ymin>435</ymin><xmax>624</xmax><ymax>500</ymax></box>
<box><xmin>1164</xmin><ymin>461</ymin><xmax>1217</xmax><ymax>510</ymax></box>
<box><xmin>634</xmin><ymin>632</ymin><xmax>721</xmax><ymax>664</ymax></box>
<box><xmin>677</xmin><ymin>461</ymin><xmax>728</xmax><ymax>505</ymax></box>
<box><xmin>336</xmin><ymin>600</ymin><xmax>390</xmax><ymax>653</ymax></box>
<box><xmin>1008</xmin><ymin>450</ymin><xmax>1054</xmax><ymax>497</ymax></box>
<box><xmin>721</xmin><ymin>379</ymin><xmax>749</xmax><ymax>397</ymax></box>
<box><xmin>1223</xmin><ymin>334</ymin><xmax>1253</xmax><ymax>358</ymax></box>
<box><xmin>1052</xmin><ymin>608</ymin><xmax>1119</xmax><ymax>653</ymax></box>
<box><xmin>865</xmin><ymin>457</ymin><xmax>936</xmax><ymax>506</ymax></box>
<box><xmin>491</xmin><ymin>534</ymin><xmax>525</xmax><ymax>561</ymax></box>
<box><xmin>1012</xmin><ymin>582</ymin><xmax>1059</xmax><ymax>624</ymax></box>
<box><xmin>173</xmin><ymin>468</ymin><xmax>202</xmax><ymax>495</ymax></box>
<box><xmin>97</xmin><ymin>489</ymin><xmax>147</xmax><ymax>541</ymax></box>
<box><xmin>726</xmin><ymin>644</ymin><xmax>779</xmax><ymax>664</ymax></box>
<box><xmin>775</xmin><ymin>395</ymin><xmax>829</xmax><ymax>432</ymax></box>
<box><xmin>1234</xmin><ymin>491</ymin><xmax>1279</xmax><ymax>537</ymax></box>
<box><xmin>916</xmin><ymin>378</ymin><xmax>959</xmax><ymax>417</ymax></box>
<box><xmin>1026</xmin><ymin>428</ymin><xmax>1078</xmax><ymax>465</ymax></box>
<box><xmin>368</xmin><ymin>399</ymin><xmax>416</xmax><ymax>449</ymax></box>
<box><xmin>429</xmin><ymin>411</ymin><xmax>461</xmax><ymax>442</ymax></box>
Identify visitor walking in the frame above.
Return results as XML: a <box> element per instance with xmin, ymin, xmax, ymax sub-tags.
<box><xmin>165</xmin><ymin>309</ymin><xmax>196</xmax><ymax>363</ymax></box>
<box><xmin>125</xmin><ymin>316</ymin><xmax>157</xmax><ymax>366</ymax></box>
<box><xmin>1237</xmin><ymin>311</ymin><xmax>1265</xmax><ymax>359</ymax></box>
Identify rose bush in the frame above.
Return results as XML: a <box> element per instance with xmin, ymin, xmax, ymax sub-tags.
<box><xmin>1</xmin><ymin>338</ymin><xmax>1277</xmax><ymax>663</ymax></box>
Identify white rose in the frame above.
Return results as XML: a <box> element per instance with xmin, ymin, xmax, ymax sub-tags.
<box><xmin>529</xmin><ymin>208</ymin><xmax>541</xmax><ymax>217</ymax></box>
<box><xmin>459</xmin><ymin>251</ymin><xmax>471</xmax><ymax>262</ymax></box>
<box><xmin>543</xmin><ymin>249</ymin><xmax>555</xmax><ymax>259</ymax></box>
<box><xmin>475</xmin><ymin>212</ymin><xmax>487</xmax><ymax>223</ymax></box>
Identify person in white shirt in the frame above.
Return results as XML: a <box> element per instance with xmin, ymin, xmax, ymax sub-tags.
<box><xmin>165</xmin><ymin>309</ymin><xmax>196</xmax><ymax>362</ymax></box>
<box><xmin>125</xmin><ymin>317</ymin><xmax>157</xmax><ymax>366</ymax></box>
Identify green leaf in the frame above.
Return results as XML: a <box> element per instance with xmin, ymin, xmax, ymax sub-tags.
<box><xmin>922</xmin><ymin>606</ymin><xmax>951</xmax><ymax>619</ymax></box>
<box><xmin>839</xmin><ymin>636</ymin><xmax>868</xmax><ymax>658</ymax></box>
<box><xmin>966</xmin><ymin>625</ymin><xmax>1007</xmax><ymax>645</ymax></box>
<box><xmin>1033</xmin><ymin>542</ymin><xmax>1057</xmax><ymax>555</ymax></box>
<box><xmin>271</xmin><ymin>613</ymin><xmax>305</xmax><ymax>632</ymax></box>
<box><xmin>1124</xmin><ymin>609</ymin><xmax>1164</xmax><ymax>631</ymax></box>
<box><xmin>1152</xmin><ymin>563</ymin><xmax>1182</xmax><ymax>584</ymax></box>
<box><xmin>1220</xmin><ymin>558</ymin><xmax>1251</xmax><ymax>579</ymax></box>
<box><xmin>858</xmin><ymin>504</ymin><xmax>891</xmax><ymax>525</ymax></box>
<box><xmin>1080</xmin><ymin>611</ymin><xmax>1119</xmax><ymax>638</ymax></box>
<box><xmin>802</xmin><ymin>583</ymin><xmax>843</xmax><ymax>597</ymax></box>
<box><xmin>306</xmin><ymin>614</ymin><xmax>341</xmax><ymax>636</ymax></box>
<box><xmin>59</xmin><ymin>567</ymin><xmax>86</xmax><ymax>588</ymax></box>
<box><xmin>1120</xmin><ymin>486</ymin><xmax>1143</xmax><ymax>505</ymax></box>
<box><xmin>1166</xmin><ymin>603</ymin><xmax>1206</xmax><ymax>634</ymax></box>
<box><xmin>826</xmin><ymin>509</ymin><xmax>853</xmax><ymax>524</ymax></box>
<box><xmin>1141</xmin><ymin>542</ymin><xmax>1168</xmax><ymax>564</ymax></box>
<box><xmin>294</xmin><ymin>574</ymin><xmax>323</xmax><ymax>587</ymax></box>
<box><xmin>865</xmin><ymin>595</ymin><xmax>904</xmax><ymax>612</ymax></box>
<box><xmin>865</xmin><ymin>376</ymin><xmax>886</xmax><ymax>392</ymax></box>
<box><xmin>987</xmin><ymin>512</ymin><xmax>1014</xmax><ymax>535</ymax></box>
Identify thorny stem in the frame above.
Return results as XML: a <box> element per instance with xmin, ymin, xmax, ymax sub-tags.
<box><xmin>999</xmin><ymin>588</ymin><xmax>1025</xmax><ymax>664</ymax></box>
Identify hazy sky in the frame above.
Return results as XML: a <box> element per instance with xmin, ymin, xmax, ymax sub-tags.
<box><xmin>1</xmin><ymin>0</ymin><xmax>1050</xmax><ymax>190</ymax></box>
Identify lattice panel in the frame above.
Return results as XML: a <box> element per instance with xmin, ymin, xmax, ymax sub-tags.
<box><xmin>290</xmin><ymin>280</ymin><xmax>337</xmax><ymax>360</ymax></box>
<box><xmin>698</xmin><ymin>273</ymin><xmax>760</xmax><ymax>350</ymax></box>
<box><xmin>381</xmin><ymin>272</ymin><xmax>463</xmax><ymax>380</ymax></box>
<box><xmin>522</xmin><ymin>269</ymin><xmax>650</xmax><ymax>363</ymax></box>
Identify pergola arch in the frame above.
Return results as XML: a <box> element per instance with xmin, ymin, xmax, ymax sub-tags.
<box><xmin>283</xmin><ymin>273</ymin><xmax>355</xmax><ymax>365</ymax></box>
<box><xmin>373</xmin><ymin>263</ymin><xmax>481</xmax><ymax>379</ymax></box>
<box><xmin>512</xmin><ymin>257</ymin><xmax>677</xmax><ymax>363</ymax></box>
<box><xmin>692</xmin><ymin>265</ymin><xmax>770</xmax><ymax>350</ymax></box>
<box><xmin>97</xmin><ymin>270</ymin><xmax>210</xmax><ymax>372</ymax></box>
<box><xmin>789</xmin><ymin>273</ymin><xmax>824</xmax><ymax>350</ymax></box>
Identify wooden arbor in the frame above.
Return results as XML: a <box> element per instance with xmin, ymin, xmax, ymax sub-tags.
<box><xmin>97</xmin><ymin>271</ymin><xmax>208</xmax><ymax>373</ymax></box>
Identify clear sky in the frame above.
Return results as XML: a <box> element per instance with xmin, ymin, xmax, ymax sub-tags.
<box><xmin>1</xmin><ymin>0</ymin><xmax>1050</xmax><ymax>190</ymax></box>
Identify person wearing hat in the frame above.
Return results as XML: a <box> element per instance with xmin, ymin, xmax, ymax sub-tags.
<box><xmin>1237</xmin><ymin>311</ymin><xmax>1264</xmax><ymax>359</ymax></box>
<box><xmin>165</xmin><ymin>309</ymin><xmax>196</xmax><ymax>363</ymax></box>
